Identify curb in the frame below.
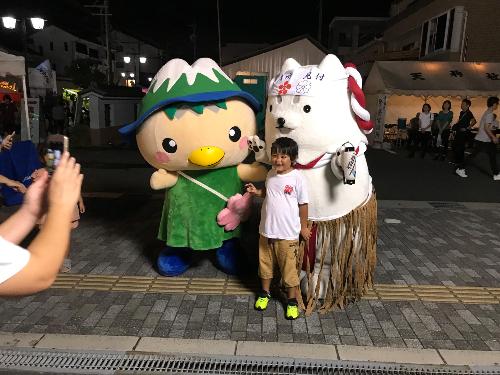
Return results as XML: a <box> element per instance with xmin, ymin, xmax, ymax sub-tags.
<box><xmin>1</xmin><ymin>332</ymin><xmax>499</xmax><ymax>367</ymax></box>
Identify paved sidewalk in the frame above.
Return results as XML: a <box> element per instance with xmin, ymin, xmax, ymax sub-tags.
<box><xmin>1</xmin><ymin>198</ymin><xmax>500</xmax><ymax>352</ymax></box>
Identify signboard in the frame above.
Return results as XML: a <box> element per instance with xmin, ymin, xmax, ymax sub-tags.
<box><xmin>373</xmin><ymin>94</ymin><xmax>387</xmax><ymax>146</ymax></box>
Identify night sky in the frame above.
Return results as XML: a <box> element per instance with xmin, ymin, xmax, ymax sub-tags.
<box><xmin>2</xmin><ymin>0</ymin><xmax>393</xmax><ymax>61</ymax></box>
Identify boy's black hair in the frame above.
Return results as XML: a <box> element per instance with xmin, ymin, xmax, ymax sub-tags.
<box><xmin>442</xmin><ymin>100</ymin><xmax>451</xmax><ymax>110</ymax></box>
<box><xmin>271</xmin><ymin>137</ymin><xmax>298</xmax><ymax>162</ymax></box>
<box><xmin>422</xmin><ymin>103</ymin><xmax>431</xmax><ymax>111</ymax></box>
<box><xmin>462</xmin><ymin>98</ymin><xmax>472</xmax><ymax>107</ymax></box>
<box><xmin>487</xmin><ymin>96</ymin><xmax>499</xmax><ymax>108</ymax></box>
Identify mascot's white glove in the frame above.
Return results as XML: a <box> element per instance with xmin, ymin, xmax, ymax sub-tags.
<box><xmin>247</xmin><ymin>135</ymin><xmax>269</xmax><ymax>164</ymax></box>
<box><xmin>330</xmin><ymin>150</ymin><xmax>345</xmax><ymax>181</ymax></box>
<box><xmin>330</xmin><ymin>142</ymin><xmax>358</xmax><ymax>184</ymax></box>
<box><xmin>150</xmin><ymin>169</ymin><xmax>178</xmax><ymax>190</ymax></box>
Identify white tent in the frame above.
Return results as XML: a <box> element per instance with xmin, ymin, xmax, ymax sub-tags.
<box><xmin>364</xmin><ymin>61</ymin><xmax>500</xmax><ymax>146</ymax></box>
<box><xmin>222</xmin><ymin>36</ymin><xmax>327</xmax><ymax>79</ymax></box>
<box><xmin>0</xmin><ymin>51</ymin><xmax>30</xmax><ymax>139</ymax></box>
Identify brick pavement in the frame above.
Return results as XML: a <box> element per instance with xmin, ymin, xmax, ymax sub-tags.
<box><xmin>1</xmin><ymin>197</ymin><xmax>500</xmax><ymax>351</ymax></box>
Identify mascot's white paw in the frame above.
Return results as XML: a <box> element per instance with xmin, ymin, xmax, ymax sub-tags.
<box><xmin>330</xmin><ymin>152</ymin><xmax>344</xmax><ymax>181</ymax></box>
<box><xmin>247</xmin><ymin>135</ymin><xmax>267</xmax><ymax>163</ymax></box>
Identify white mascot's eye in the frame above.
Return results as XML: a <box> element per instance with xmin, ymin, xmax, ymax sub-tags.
<box><xmin>162</xmin><ymin>138</ymin><xmax>177</xmax><ymax>153</ymax></box>
<box><xmin>303</xmin><ymin>105</ymin><xmax>311</xmax><ymax>113</ymax></box>
<box><xmin>228</xmin><ymin>126</ymin><xmax>241</xmax><ymax>142</ymax></box>
<box><xmin>269</xmin><ymin>105</ymin><xmax>273</xmax><ymax>112</ymax></box>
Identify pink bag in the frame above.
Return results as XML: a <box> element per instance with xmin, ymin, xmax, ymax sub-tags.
<box><xmin>216</xmin><ymin>192</ymin><xmax>252</xmax><ymax>231</ymax></box>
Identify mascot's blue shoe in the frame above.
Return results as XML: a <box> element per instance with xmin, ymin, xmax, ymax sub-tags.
<box><xmin>216</xmin><ymin>239</ymin><xmax>242</xmax><ymax>275</ymax></box>
<box><xmin>157</xmin><ymin>246</ymin><xmax>192</xmax><ymax>276</ymax></box>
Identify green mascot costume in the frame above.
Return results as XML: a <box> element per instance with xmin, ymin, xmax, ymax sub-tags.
<box><xmin>120</xmin><ymin>58</ymin><xmax>267</xmax><ymax>276</ymax></box>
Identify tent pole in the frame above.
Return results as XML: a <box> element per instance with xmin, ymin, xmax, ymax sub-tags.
<box><xmin>22</xmin><ymin>74</ymin><xmax>31</xmax><ymax>141</ymax></box>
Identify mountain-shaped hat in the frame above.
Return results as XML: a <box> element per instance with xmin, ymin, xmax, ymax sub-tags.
<box><xmin>119</xmin><ymin>58</ymin><xmax>260</xmax><ymax>135</ymax></box>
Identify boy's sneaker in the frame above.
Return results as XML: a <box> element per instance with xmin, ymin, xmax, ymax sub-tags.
<box><xmin>286</xmin><ymin>303</ymin><xmax>299</xmax><ymax>320</ymax></box>
<box><xmin>254</xmin><ymin>291</ymin><xmax>271</xmax><ymax>311</ymax></box>
<box><xmin>455</xmin><ymin>168</ymin><xmax>468</xmax><ymax>178</ymax></box>
<box><xmin>494</xmin><ymin>173</ymin><xmax>500</xmax><ymax>181</ymax></box>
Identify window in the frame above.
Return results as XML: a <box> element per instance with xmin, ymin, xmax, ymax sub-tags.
<box><xmin>89</xmin><ymin>48</ymin><xmax>99</xmax><ymax>58</ymax></box>
<box><xmin>338</xmin><ymin>32</ymin><xmax>352</xmax><ymax>47</ymax></box>
<box><xmin>115</xmin><ymin>61</ymin><xmax>124</xmax><ymax>69</ymax></box>
<box><xmin>64</xmin><ymin>42</ymin><xmax>68</xmax><ymax>52</ymax></box>
<box><xmin>50</xmin><ymin>41</ymin><xmax>54</xmax><ymax>51</ymax></box>
<box><xmin>75</xmin><ymin>42</ymin><xmax>88</xmax><ymax>54</ymax></box>
<box><xmin>420</xmin><ymin>8</ymin><xmax>455</xmax><ymax>57</ymax></box>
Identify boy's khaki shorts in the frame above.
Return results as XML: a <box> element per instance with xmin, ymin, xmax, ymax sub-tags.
<box><xmin>258</xmin><ymin>235</ymin><xmax>300</xmax><ymax>288</ymax></box>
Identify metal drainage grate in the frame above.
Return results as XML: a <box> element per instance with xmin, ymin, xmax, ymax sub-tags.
<box><xmin>428</xmin><ymin>202</ymin><xmax>466</xmax><ymax>210</ymax></box>
<box><xmin>1</xmin><ymin>349</ymin><xmax>499</xmax><ymax>375</ymax></box>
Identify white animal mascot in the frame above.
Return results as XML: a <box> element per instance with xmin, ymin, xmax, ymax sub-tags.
<box><xmin>249</xmin><ymin>55</ymin><xmax>377</xmax><ymax>314</ymax></box>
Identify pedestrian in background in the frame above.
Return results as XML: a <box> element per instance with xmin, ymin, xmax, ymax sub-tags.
<box><xmin>452</xmin><ymin>99</ymin><xmax>476</xmax><ymax>178</ymax></box>
<box><xmin>463</xmin><ymin>97</ymin><xmax>500</xmax><ymax>180</ymax></box>
<box><xmin>434</xmin><ymin>100</ymin><xmax>453</xmax><ymax>161</ymax></box>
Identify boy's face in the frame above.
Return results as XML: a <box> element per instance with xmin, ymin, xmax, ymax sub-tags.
<box><xmin>271</xmin><ymin>152</ymin><xmax>293</xmax><ymax>174</ymax></box>
<box><xmin>461</xmin><ymin>102</ymin><xmax>469</xmax><ymax>111</ymax></box>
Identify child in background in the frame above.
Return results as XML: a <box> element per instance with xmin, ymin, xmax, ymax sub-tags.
<box><xmin>32</xmin><ymin>135</ymin><xmax>85</xmax><ymax>272</ymax></box>
<box><xmin>246</xmin><ymin>137</ymin><xmax>309</xmax><ymax>320</ymax></box>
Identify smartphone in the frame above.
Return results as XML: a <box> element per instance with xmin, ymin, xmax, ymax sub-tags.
<box><xmin>46</xmin><ymin>135</ymin><xmax>69</xmax><ymax>174</ymax></box>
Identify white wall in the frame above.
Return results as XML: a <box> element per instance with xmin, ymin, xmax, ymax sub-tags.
<box><xmin>31</xmin><ymin>26</ymin><xmax>106</xmax><ymax>79</ymax></box>
<box><xmin>110</xmin><ymin>98</ymin><xmax>138</xmax><ymax>127</ymax></box>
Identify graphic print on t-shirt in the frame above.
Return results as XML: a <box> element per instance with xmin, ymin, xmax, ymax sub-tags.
<box><xmin>284</xmin><ymin>185</ymin><xmax>294</xmax><ymax>195</ymax></box>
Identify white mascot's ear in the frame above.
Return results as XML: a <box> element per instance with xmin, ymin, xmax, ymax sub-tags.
<box><xmin>281</xmin><ymin>58</ymin><xmax>301</xmax><ymax>72</ymax></box>
<box><xmin>318</xmin><ymin>54</ymin><xmax>346</xmax><ymax>79</ymax></box>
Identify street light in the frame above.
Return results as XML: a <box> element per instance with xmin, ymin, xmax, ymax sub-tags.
<box><xmin>30</xmin><ymin>17</ymin><xmax>45</xmax><ymax>30</ymax></box>
<box><xmin>123</xmin><ymin>56</ymin><xmax>131</xmax><ymax>64</ymax></box>
<box><xmin>129</xmin><ymin>73</ymin><xmax>135</xmax><ymax>78</ymax></box>
<box><xmin>120</xmin><ymin>72</ymin><xmax>126</xmax><ymax>77</ymax></box>
<box><xmin>2</xmin><ymin>16</ymin><xmax>16</xmax><ymax>29</ymax></box>
<box><xmin>2</xmin><ymin>16</ymin><xmax>45</xmax><ymax>30</ymax></box>
<box><xmin>148</xmin><ymin>77</ymin><xmax>152</xmax><ymax>82</ymax></box>
<box><xmin>139</xmin><ymin>56</ymin><xmax>147</xmax><ymax>64</ymax></box>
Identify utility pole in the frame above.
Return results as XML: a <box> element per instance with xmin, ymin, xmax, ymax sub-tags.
<box><xmin>104</xmin><ymin>0</ymin><xmax>112</xmax><ymax>85</ymax></box>
<box><xmin>86</xmin><ymin>1</ymin><xmax>113</xmax><ymax>85</ymax></box>
<box><xmin>216</xmin><ymin>0</ymin><xmax>222</xmax><ymax>65</ymax></box>
<box><xmin>317</xmin><ymin>0</ymin><xmax>323</xmax><ymax>44</ymax></box>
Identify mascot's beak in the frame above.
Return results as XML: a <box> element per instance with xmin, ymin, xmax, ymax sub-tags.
<box><xmin>188</xmin><ymin>146</ymin><xmax>225</xmax><ymax>167</ymax></box>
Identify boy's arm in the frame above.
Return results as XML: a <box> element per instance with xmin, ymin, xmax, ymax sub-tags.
<box><xmin>299</xmin><ymin>203</ymin><xmax>310</xmax><ymax>240</ymax></box>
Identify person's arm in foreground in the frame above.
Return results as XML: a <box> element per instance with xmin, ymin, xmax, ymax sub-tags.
<box><xmin>0</xmin><ymin>153</ymin><xmax>83</xmax><ymax>296</ymax></box>
<box><xmin>0</xmin><ymin>174</ymin><xmax>27</xmax><ymax>194</ymax></box>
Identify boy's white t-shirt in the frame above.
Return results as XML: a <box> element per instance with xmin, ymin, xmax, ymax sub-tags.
<box><xmin>259</xmin><ymin>168</ymin><xmax>309</xmax><ymax>240</ymax></box>
<box><xmin>0</xmin><ymin>236</ymin><xmax>30</xmax><ymax>284</ymax></box>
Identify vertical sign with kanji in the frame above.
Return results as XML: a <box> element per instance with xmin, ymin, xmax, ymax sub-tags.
<box><xmin>373</xmin><ymin>94</ymin><xmax>387</xmax><ymax>146</ymax></box>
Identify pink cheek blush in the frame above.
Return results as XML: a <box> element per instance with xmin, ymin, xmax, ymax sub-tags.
<box><xmin>155</xmin><ymin>152</ymin><xmax>170</xmax><ymax>163</ymax></box>
<box><xmin>239</xmin><ymin>136</ymin><xmax>248</xmax><ymax>150</ymax></box>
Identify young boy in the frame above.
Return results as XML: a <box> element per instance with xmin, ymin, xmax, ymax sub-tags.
<box><xmin>246</xmin><ymin>137</ymin><xmax>310</xmax><ymax>320</ymax></box>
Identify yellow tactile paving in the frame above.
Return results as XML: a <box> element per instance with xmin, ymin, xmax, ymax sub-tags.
<box><xmin>51</xmin><ymin>274</ymin><xmax>500</xmax><ymax>304</ymax></box>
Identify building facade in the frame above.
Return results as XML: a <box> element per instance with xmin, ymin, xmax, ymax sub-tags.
<box><xmin>342</xmin><ymin>0</ymin><xmax>500</xmax><ymax>67</ymax></box>
<box><xmin>328</xmin><ymin>17</ymin><xmax>388</xmax><ymax>62</ymax></box>
<box><xmin>29</xmin><ymin>25</ymin><xmax>165</xmax><ymax>90</ymax></box>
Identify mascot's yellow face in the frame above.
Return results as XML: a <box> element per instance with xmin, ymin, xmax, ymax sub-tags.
<box><xmin>136</xmin><ymin>99</ymin><xmax>256</xmax><ymax>171</ymax></box>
